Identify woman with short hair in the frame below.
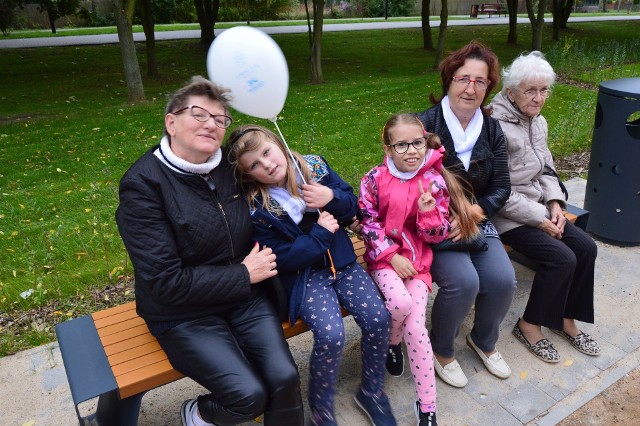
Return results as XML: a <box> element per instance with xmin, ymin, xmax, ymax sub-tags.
<box><xmin>491</xmin><ymin>51</ymin><xmax>600</xmax><ymax>363</ymax></box>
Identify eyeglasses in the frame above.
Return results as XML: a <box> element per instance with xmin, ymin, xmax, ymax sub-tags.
<box><xmin>452</xmin><ymin>75</ymin><xmax>491</xmax><ymax>90</ymax></box>
<box><xmin>388</xmin><ymin>137</ymin><xmax>427</xmax><ymax>154</ymax></box>
<box><xmin>516</xmin><ymin>88</ymin><xmax>552</xmax><ymax>99</ymax></box>
<box><xmin>172</xmin><ymin>105</ymin><xmax>233</xmax><ymax>129</ymax></box>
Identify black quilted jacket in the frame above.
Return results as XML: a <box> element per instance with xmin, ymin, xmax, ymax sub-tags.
<box><xmin>116</xmin><ymin>146</ymin><xmax>254</xmax><ymax>333</ymax></box>
<box><xmin>417</xmin><ymin>104</ymin><xmax>511</xmax><ymax>218</ymax></box>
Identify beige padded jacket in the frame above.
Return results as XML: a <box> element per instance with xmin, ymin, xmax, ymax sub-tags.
<box><xmin>490</xmin><ymin>92</ymin><xmax>566</xmax><ymax>234</ymax></box>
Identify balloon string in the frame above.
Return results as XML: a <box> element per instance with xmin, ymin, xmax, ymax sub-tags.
<box><xmin>271</xmin><ymin>118</ymin><xmax>337</xmax><ymax>280</ymax></box>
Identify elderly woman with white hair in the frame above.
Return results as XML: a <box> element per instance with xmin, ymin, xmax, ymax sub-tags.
<box><xmin>491</xmin><ymin>51</ymin><xmax>600</xmax><ymax>363</ymax></box>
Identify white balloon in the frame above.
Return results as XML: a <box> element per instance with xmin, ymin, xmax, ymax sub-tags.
<box><xmin>207</xmin><ymin>26</ymin><xmax>289</xmax><ymax>121</ymax></box>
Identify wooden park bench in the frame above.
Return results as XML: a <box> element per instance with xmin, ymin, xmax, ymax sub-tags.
<box><xmin>55</xmin><ymin>238</ymin><xmax>366</xmax><ymax>425</ymax></box>
<box><xmin>55</xmin><ymin>206</ymin><xmax>586</xmax><ymax>425</ymax></box>
<box><xmin>478</xmin><ymin>3</ymin><xmax>507</xmax><ymax>17</ymax></box>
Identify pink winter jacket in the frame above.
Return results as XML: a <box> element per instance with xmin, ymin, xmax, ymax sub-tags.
<box><xmin>359</xmin><ymin>147</ymin><xmax>451</xmax><ymax>289</ymax></box>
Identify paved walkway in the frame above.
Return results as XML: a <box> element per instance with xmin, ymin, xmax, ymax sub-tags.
<box><xmin>1</xmin><ymin>177</ymin><xmax>639</xmax><ymax>425</ymax></box>
<box><xmin>1</xmin><ymin>15</ymin><xmax>639</xmax><ymax>49</ymax></box>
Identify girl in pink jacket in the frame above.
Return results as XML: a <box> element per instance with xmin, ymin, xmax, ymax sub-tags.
<box><xmin>359</xmin><ymin>113</ymin><xmax>481</xmax><ymax>426</ymax></box>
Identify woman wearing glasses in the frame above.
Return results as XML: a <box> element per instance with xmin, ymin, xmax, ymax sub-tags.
<box><xmin>116</xmin><ymin>76</ymin><xmax>304</xmax><ymax>426</ymax></box>
<box><xmin>491</xmin><ymin>52</ymin><xmax>600</xmax><ymax>363</ymax></box>
<box><xmin>417</xmin><ymin>41</ymin><xmax>516</xmax><ymax>388</ymax></box>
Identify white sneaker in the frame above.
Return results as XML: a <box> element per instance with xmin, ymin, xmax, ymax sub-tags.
<box><xmin>433</xmin><ymin>357</ymin><xmax>468</xmax><ymax>388</ymax></box>
<box><xmin>181</xmin><ymin>399</ymin><xmax>216</xmax><ymax>426</ymax></box>
<box><xmin>466</xmin><ymin>334</ymin><xmax>511</xmax><ymax>379</ymax></box>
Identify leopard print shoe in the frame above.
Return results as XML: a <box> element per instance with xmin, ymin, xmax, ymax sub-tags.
<box><xmin>512</xmin><ymin>320</ymin><xmax>560</xmax><ymax>363</ymax></box>
<box><xmin>553</xmin><ymin>330</ymin><xmax>601</xmax><ymax>356</ymax></box>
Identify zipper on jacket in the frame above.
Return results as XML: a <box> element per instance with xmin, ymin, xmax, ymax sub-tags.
<box><xmin>401</xmin><ymin>231</ymin><xmax>417</xmax><ymax>262</ymax></box>
<box><xmin>204</xmin><ymin>175</ymin><xmax>235</xmax><ymax>259</ymax></box>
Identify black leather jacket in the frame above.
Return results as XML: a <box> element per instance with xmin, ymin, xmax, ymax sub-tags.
<box><xmin>116</xmin><ymin>146</ymin><xmax>254</xmax><ymax>334</ymax></box>
<box><xmin>417</xmin><ymin>104</ymin><xmax>511</xmax><ymax>218</ymax></box>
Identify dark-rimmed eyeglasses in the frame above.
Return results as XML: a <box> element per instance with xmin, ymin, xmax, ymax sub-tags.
<box><xmin>516</xmin><ymin>88</ymin><xmax>552</xmax><ymax>99</ymax></box>
<box><xmin>387</xmin><ymin>137</ymin><xmax>427</xmax><ymax>154</ymax></box>
<box><xmin>452</xmin><ymin>75</ymin><xmax>491</xmax><ymax>91</ymax></box>
<box><xmin>172</xmin><ymin>105</ymin><xmax>233</xmax><ymax>129</ymax></box>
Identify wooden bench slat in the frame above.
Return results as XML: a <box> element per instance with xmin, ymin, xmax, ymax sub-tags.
<box><xmin>99</xmin><ymin>323</ymin><xmax>152</xmax><ymax>347</ymax></box>
<box><xmin>107</xmin><ymin>340</ymin><xmax>165</xmax><ymax>366</ymax></box>
<box><xmin>91</xmin><ymin>301</ymin><xmax>136</xmax><ymax>321</ymax></box>
<box><xmin>115</xmin><ymin>359</ymin><xmax>184</xmax><ymax>399</ymax></box>
<box><xmin>111</xmin><ymin>349</ymin><xmax>170</xmax><ymax>376</ymax></box>
<box><xmin>93</xmin><ymin>309</ymin><xmax>143</xmax><ymax>330</ymax></box>
<box><xmin>102</xmin><ymin>333</ymin><xmax>159</xmax><ymax>357</ymax></box>
<box><xmin>95</xmin><ymin>317</ymin><xmax>147</xmax><ymax>339</ymax></box>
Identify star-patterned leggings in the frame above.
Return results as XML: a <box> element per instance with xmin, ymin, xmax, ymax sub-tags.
<box><xmin>299</xmin><ymin>262</ymin><xmax>391</xmax><ymax>423</ymax></box>
<box><xmin>370</xmin><ymin>269</ymin><xmax>437</xmax><ymax>412</ymax></box>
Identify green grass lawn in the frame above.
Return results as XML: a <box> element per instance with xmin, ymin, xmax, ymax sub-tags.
<box><xmin>1</xmin><ymin>20</ymin><xmax>639</xmax><ymax>355</ymax></box>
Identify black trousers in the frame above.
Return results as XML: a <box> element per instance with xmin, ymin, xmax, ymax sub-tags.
<box><xmin>157</xmin><ymin>293</ymin><xmax>304</xmax><ymax>426</ymax></box>
<box><xmin>500</xmin><ymin>221</ymin><xmax>597</xmax><ymax>330</ymax></box>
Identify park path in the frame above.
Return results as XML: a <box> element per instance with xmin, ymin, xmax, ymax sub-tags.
<box><xmin>1</xmin><ymin>14</ymin><xmax>639</xmax><ymax>49</ymax></box>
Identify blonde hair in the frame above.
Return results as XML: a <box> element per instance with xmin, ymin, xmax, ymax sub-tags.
<box><xmin>382</xmin><ymin>113</ymin><xmax>484</xmax><ymax>239</ymax></box>
<box><xmin>227</xmin><ymin>125</ymin><xmax>311</xmax><ymax>212</ymax></box>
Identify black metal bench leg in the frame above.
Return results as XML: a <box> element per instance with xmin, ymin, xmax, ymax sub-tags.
<box><xmin>95</xmin><ymin>390</ymin><xmax>145</xmax><ymax>426</ymax></box>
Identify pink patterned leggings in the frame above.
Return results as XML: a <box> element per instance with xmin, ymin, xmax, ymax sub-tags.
<box><xmin>370</xmin><ymin>269</ymin><xmax>437</xmax><ymax>411</ymax></box>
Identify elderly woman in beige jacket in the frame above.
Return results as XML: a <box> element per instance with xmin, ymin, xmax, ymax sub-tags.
<box><xmin>491</xmin><ymin>51</ymin><xmax>600</xmax><ymax>363</ymax></box>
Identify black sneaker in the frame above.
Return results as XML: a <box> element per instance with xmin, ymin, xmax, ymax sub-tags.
<box><xmin>414</xmin><ymin>401</ymin><xmax>437</xmax><ymax>426</ymax></box>
<box><xmin>386</xmin><ymin>343</ymin><xmax>404</xmax><ymax>376</ymax></box>
<box><xmin>354</xmin><ymin>388</ymin><xmax>397</xmax><ymax>426</ymax></box>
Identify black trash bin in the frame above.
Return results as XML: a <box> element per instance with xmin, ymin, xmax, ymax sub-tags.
<box><xmin>584</xmin><ymin>77</ymin><xmax>640</xmax><ymax>244</ymax></box>
<box><xmin>470</xmin><ymin>4</ymin><xmax>479</xmax><ymax>17</ymax></box>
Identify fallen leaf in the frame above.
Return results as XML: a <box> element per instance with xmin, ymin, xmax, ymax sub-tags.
<box><xmin>520</xmin><ymin>371</ymin><xmax>528</xmax><ymax>380</ymax></box>
<box><xmin>564</xmin><ymin>359</ymin><xmax>574</xmax><ymax>366</ymax></box>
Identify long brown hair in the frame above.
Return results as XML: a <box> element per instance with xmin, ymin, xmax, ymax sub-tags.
<box><xmin>226</xmin><ymin>125</ymin><xmax>311</xmax><ymax>212</ymax></box>
<box><xmin>383</xmin><ymin>114</ymin><xmax>484</xmax><ymax>239</ymax></box>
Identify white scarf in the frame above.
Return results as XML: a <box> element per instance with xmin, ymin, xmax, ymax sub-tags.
<box><xmin>268</xmin><ymin>186</ymin><xmax>307</xmax><ymax>224</ymax></box>
<box><xmin>441</xmin><ymin>95</ymin><xmax>483</xmax><ymax>171</ymax></box>
<box><xmin>385</xmin><ymin>149</ymin><xmax>431</xmax><ymax>180</ymax></box>
<box><xmin>155</xmin><ymin>136</ymin><xmax>222</xmax><ymax>175</ymax></box>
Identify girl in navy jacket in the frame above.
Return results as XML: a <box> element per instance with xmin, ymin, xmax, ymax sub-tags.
<box><xmin>227</xmin><ymin>125</ymin><xmax>396</xmax><ymax>426</ymax></box>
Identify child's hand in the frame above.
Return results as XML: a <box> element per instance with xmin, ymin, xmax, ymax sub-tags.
<box><xmin>317</xmin><ymin>211</ymin><xmax>339</xmax><ymax>233</ymax></box>
<box><xmin>302</xmin><ymin>181</ymin><xmax>334</xmax><ymax>209</ymax></box>
<box><xmin>418</xmin><ymin>179</ymin><xmax>436</xmax><ymax>212</ymax></box>
<box><xmin>390</xmin><ymin>254</ymin><xmax>417</xmax><ymax>279</ymax></box>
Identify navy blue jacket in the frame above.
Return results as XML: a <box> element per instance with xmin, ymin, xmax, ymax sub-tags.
<box><xmin>250</xmin><ymin>155</ymin><xmax>358</xmax><ymax>324</ymax></box>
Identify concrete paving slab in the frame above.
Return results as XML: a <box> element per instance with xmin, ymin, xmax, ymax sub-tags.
<box><xmin>1</xmin><ymin>177</ymin><xmax>639</xmax><ymax>426</ymax></box>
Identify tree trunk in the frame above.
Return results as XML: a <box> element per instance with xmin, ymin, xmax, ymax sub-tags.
<box><xmin>194</xmin><ymin>0</ymin><xmax>220</xmax><ymax>47</ymax></box>
<box><xmin>48</xmin><ymin>10</ymin><xmax>57</xmax><ymax>34</ymax></box>
<box><xmin>506</xmin><ymin>0</ymin><xmax>518</xmax><ymax>44</ymax></box>
<box><xmin>552</xmin><ymin>0</ymin><xmax>561</xmax><ymax>41</ymax></box>
<box><xmin>526</xmin><ymin>0</ymin><xmax>547</xmax><ymax>51</ymax></box>
<box><xmin>310</xmin><ymin>0</ymin><xmax>324</xmax><ymax>84</ymax></box>
<box><xmin>139</xmin><ymin>0</ymin><xmax>157</xmax><ymax>77</ymax></box>
<box><xmin>434</xmin><ymin>0</ymin><xmax>448</xmax><ymax>68</ymax></box>
<box><xmin>114</xmin><ymin>0</ymin><xmax>145</xmax><ymax>102</ymax></box>
<box><xmin>560</xmin><ymin>0</ymin><xmax>574</xmax><ymax>27</ymax></box>
<box><xmin>421</xmin><ymin>0</ymin><xmax>433</xmax><ymax>50</ymax></box>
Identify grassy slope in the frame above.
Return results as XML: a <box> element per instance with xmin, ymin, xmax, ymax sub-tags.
<box><xmin>0</xmin><ymin>21</ymin><xmax>638</xmax><ymax>354</ymax></box>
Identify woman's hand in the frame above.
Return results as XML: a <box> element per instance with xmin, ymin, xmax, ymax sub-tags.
<box><xmin>242</xmin><ymin>243</ymin><xmax>278</xmax><ymax>284</ymax></box>
<box><xmin>302</xmin><ymin>181</ymin><xmax>334</xmax><ymax>209</ymax></box>
<box><xmin>538</xmin><ymin>218</ymin><xmax>563</xmax><ymax>239</ymax></box>
<box><xmin>447</xmin><ymin>213</ymin><xmax>461</xmax><ymax>242</ymax></box>
<box><xmin>317</xmin><ymin>211</ymin><xmax>339</xmax><ymax>233</ymax></box>
<box><xmin>390</xmin><ymin>254</ymin><xmax>417</xmax><ymax>279</ymax></box>
<box><xmin>548</xmin><ymin>201</ymin><xmax>566</xmax><ymax>234</ymax></box>
<box><xmin>418</xmin><ymin>180</ymin><xmax>436</xmax><ymax>212</ymax></box>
